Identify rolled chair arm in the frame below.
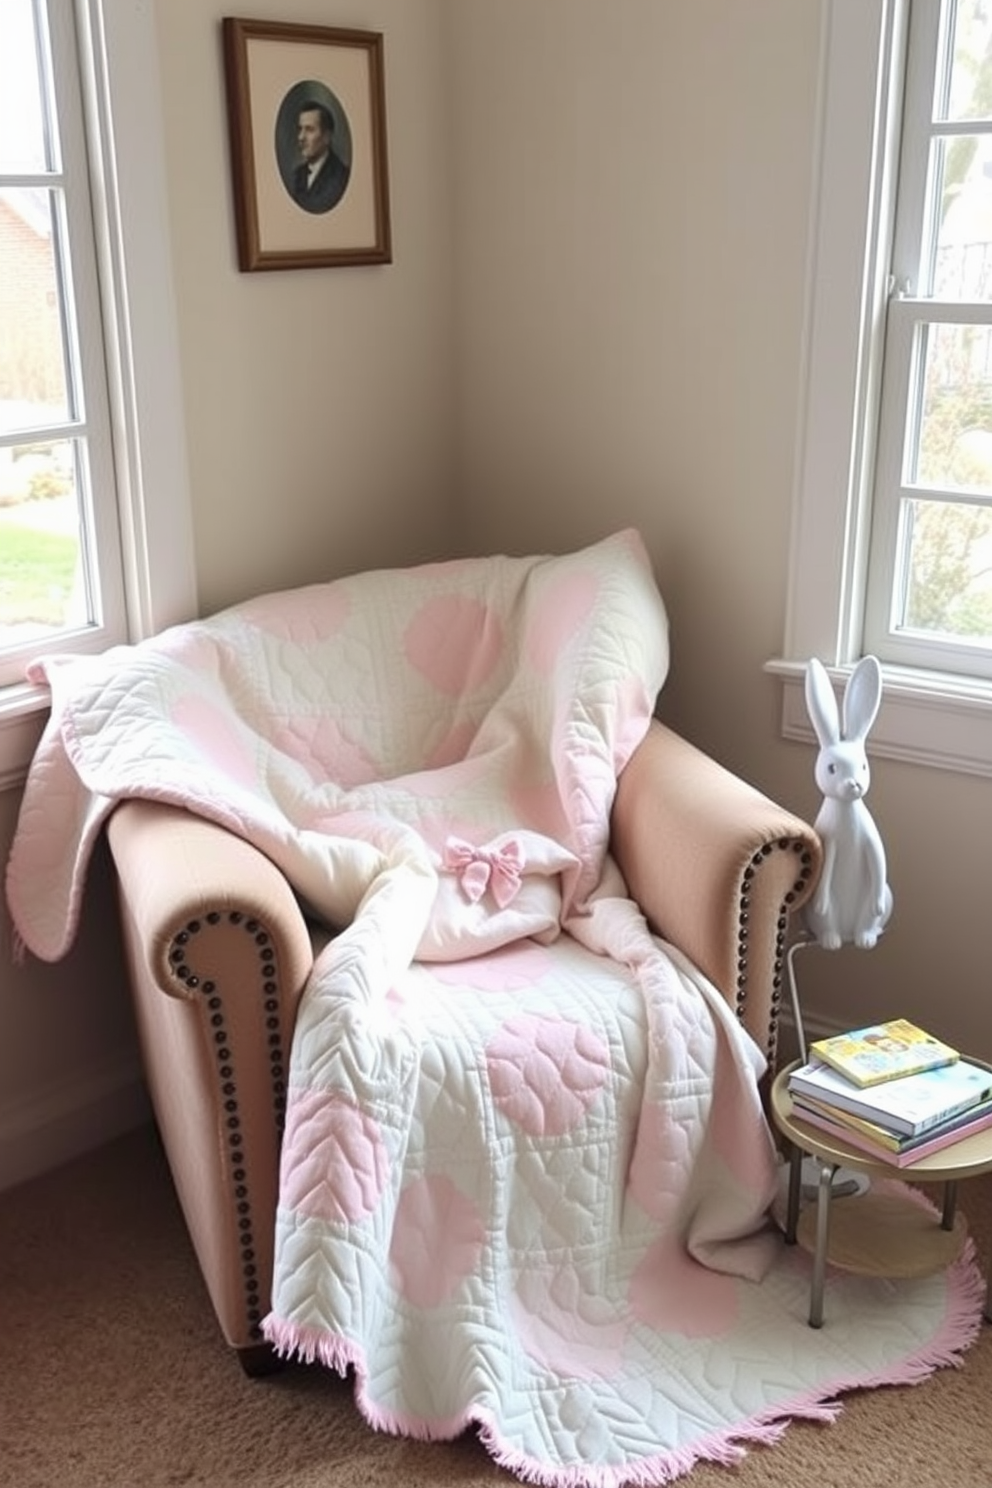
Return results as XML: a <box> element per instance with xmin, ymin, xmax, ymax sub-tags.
<box><xmin>611</xmin><ymin>720</ymin><xmax>822</xmax><ymax>1065</ymax></box>
<box><xmin>106</xmin><ymin>799</ymin><xmax>314</xmax><ymax>1000</ymax></box>
<box><xmin>106</xmin><ymin>799</ymin><xmax>314</xmax><ymax>1365</ymax></box>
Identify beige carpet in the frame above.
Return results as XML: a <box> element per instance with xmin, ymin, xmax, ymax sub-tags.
<box><xmin>1</xmin><ymin>1123</ymin><xmax>990</xmax><ymax>1488</ymax></box>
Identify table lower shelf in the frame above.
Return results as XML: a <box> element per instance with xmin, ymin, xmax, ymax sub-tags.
<box><xmin>789</xmin><ymin>1186</ymin><xmax>968</xmax><ymax>1279</ymax></box>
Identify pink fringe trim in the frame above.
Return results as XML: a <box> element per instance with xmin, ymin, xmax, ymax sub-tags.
<box><xmin>262</xmin><ymin>1187</ymin><xmax>986</xmax><ymax>1488</ymax></box>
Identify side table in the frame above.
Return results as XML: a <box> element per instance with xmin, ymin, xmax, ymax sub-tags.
<box><xmin>770</xmin><ymin>1059</ymin><xmax>992</xmax><ymax>1327</ymax></box>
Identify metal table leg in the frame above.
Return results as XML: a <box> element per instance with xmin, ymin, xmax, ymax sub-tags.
<box><xmin>941</xmin><ymin>1179</ymin><xmax>958</xmax><ymax>1231</ymax></box>
<box><xmin>809</xmin><ymin>1159</ymin><xmax>838</xmax><ymax>1328</ymax></box>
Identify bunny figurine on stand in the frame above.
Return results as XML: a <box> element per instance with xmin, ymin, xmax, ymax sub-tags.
<box><xmin>803</xmin><ymin>654</ymin><xmax>893</xmax><ymax>952</ymax></box>
<box><xmin>785</xmin><ymin>654</ymin><xmax>894</xmax><ymax>1203</ymax></box>
<box><xmin>786</xmin><ymin>655</ymin><xmax>893</xmax><ymax>1071</ymax></box>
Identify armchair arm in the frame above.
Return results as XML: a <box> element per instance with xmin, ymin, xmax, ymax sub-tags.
<box><xmin>611</xmin><ymin>720</ymin><xmax>821</xmax><ymax>1064</ymax></box>
<box><xmin>106</xmin><ymin>799</ymin><xmax>314</xmax><ymax>1002</ymax></box>
<box><xmin>106</xmin><ymin>799</ymin><xmax>314</xmax><ymax>1362</ymax></box>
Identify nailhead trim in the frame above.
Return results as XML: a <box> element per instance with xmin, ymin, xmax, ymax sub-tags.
<box><xmin>167</xmin><ymin>911</ymin><xmax>287</xmax><ymax>1342</ymax></box>
<box><xmin>736</xmin><ymin>838</ymin><xmax>815</xmax><ymax>1063</ymax></box>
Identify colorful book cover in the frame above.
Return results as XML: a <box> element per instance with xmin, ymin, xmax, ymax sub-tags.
<box><xmin>789</xmin><ymin>1094</ymin><xmax>992</xmax><ymax>1168</ymax></box>
<box><xmin>787</xmin><ymin>1056</ymin><xmax>992</xmax><ymax>1136</ymax></box>
<box><xmin>808</xmin><ymin>1018</ymin><xmax>959</xmax><ymax>1088</ymax></box>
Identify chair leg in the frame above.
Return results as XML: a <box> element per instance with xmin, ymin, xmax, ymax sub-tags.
<box><xmin>237</xmin><ymin>1343</ymin><xmax>285</xmax><ymax>1379</ymax></box>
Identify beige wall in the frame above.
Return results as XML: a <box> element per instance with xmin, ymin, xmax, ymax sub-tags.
<box><xmin>447</xmin><ymin>0</ymin><xmax>815</xmax><ymax>728</ymax></box>
<box><xmin>4</xmin><ymin>0</ymin><xmax>991</xmax><ymax>1189</ymax></box>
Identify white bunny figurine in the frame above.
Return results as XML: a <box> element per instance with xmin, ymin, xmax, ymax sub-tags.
<box><xmin>802</xmin><ymin>655</ymin><xmax>893</xmax><ymax>950</ymax></box>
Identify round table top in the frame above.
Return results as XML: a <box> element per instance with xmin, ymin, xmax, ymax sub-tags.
<box><xmin>770</xmin><ymin>1058</ymin><xmax>992</xmax><ymax>1182</ymax></box>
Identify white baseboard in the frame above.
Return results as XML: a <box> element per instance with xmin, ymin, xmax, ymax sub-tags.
<box><xmin>0</xmin><ymin>1054</ymin><xmax>152</xmax><ymax>1193</ymax></box>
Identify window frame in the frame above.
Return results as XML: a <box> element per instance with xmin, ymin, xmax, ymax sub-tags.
<box><xmin>0</xmin><ymin>0</ymin><xmax>196</xmax><ymax>789</ymax></box>
<box><xmin>864</xmin><ymin>0</ymin><xmax>992</xmax><ymax>680</ymax></box>
<box><xmin>769</xmin><ymin>0</ymin><xmax>992</xmax><ymax>778</ymax></box>
<box><xmin>1</xmin><ymin>0</ymin><xmax>130</xmax><ymax>690</ymax></box>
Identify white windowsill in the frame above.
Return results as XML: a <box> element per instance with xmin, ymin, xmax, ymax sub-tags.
<box><xmin>766</xmin><ymin>658</ymin><xmax>992</xmax><ymax>777</ymax></box>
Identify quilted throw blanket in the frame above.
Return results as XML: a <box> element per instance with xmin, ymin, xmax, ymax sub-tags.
<box><xmin>7</xmin><ymin>529</ymin><xmax>786</xmax><ymax>1484</ymax></box>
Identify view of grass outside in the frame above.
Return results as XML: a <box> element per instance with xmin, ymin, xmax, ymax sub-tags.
<box><xmin>0</xmin><ymin>437</ymin><xmax>82</xmax><ymax>643</ymax></box>
<box><xmin>0</xmin><ymin>514</ymin><xmax>78</xmax><ymax>629</ymax></box>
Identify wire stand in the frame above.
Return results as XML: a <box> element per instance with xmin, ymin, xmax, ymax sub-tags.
<box><xmin>787</xmin><ymin>932</ymin><xmax>816</xmax><ymax>1065</ymax></box>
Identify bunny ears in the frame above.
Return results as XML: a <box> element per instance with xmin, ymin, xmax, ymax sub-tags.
<box><xmin>805</xmin><ymin>655</ymin><xmax>883</xmax><ymax>748</ymax></box>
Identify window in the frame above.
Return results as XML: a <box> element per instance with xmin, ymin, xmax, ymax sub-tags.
<box><xmin>866</xmin><ymin>0</ymin><xmax>992</xmax><ymax>678</ymax></box>
<box><xmin>0</xmin><ymin>0</ymin><xmax>125</xmax><ymax>688</ymax></box>
<box><xmin>773</xmin><ymin>0</ymin><xmax>992</xmax><ymax>776</ymax></box>
<box><xmin>0</xmin><ymin>0</ymin><xmax>195</xmax><ymax>782</ymax></box>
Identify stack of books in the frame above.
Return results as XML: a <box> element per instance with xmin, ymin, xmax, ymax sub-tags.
<box><xmin>787</xmin><ymin>1018</ymin><xmax>992</xmax><ymax>1167</ymax></box>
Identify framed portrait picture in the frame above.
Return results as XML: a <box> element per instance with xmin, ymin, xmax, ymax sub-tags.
<box><xmin>222</xmin><ymin>18</ymin><xmax>391</xmax><ymax>271</ymax></box>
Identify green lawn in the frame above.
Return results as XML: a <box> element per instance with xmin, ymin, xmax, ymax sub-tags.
<box><xmin>0</xmin><ymin>520</ymin><xmax>79</xmax><ymax>627</ymax></box>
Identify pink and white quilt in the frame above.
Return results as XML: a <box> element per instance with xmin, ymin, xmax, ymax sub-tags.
<box><xmin>7</xmin><ymin>530</ymin><xmax>795</xmax><ymax>1484</ymax></box>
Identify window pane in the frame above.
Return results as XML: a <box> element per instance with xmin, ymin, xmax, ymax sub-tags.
<box><xmin>0</xmin><ymin>437</ymin><xmax>87</xmax><ymax>644</ymax></box>
<box><xmin>0</xmin><ymin>0</ymin><xmax>132</xmax><ymax>691</ymax></box>
<box><xmin>0</xmin><ymin>0</ymin><xmax>47</xmax><ymax>172</ymax></box>
<box><xmin>896</xmin><ymin>495</ymin><xmax>992</xmax><ymax>642</ymax></box>
<box><xmin>944</xmin><ymin>0</ymin><xmax>992</xmax><ymax>122</ymax></box>
<box><xmin>931</xmin><ymin>135</ymin><xmax>992</xmax><ymax>298</ymax></box>
<box><xmin>914</xmin><ymin>320</ymin><xmax>992</xmax><ymax>489</ymax></box>
<box><xmin>0</xmin><ymin>187</ymin><xmax>69</xmax><ymax>428</ymax></box>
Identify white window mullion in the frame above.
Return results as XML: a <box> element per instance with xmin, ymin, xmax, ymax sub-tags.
<box><xmin>864</xmin><ymin>298</ymin><xmax>916</xmax><ymax>653</ymax></box>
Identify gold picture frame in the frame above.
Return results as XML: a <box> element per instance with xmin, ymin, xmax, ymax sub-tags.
<box><xmin>222</xmin><ymin>18</ymin><xmax>391</xmax><ymax>271</ymax></box>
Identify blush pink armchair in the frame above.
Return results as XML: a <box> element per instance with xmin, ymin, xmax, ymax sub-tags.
<box><xmin>105</xmin><ymin>718</ymin><xmax>821</xmax><ymax>1375</ymax></box>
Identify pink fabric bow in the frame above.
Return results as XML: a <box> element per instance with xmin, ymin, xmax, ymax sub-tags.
<box><xmin>443</xmin><ymin>836</ymin><xmax>525</xmax><ymax>908</ymax></box>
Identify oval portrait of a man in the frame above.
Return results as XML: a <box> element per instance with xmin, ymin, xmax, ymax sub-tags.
<box><xmin>275</xmin><ymin>81</ymin><xmax>352</xmax><ymax>215</ymax></box>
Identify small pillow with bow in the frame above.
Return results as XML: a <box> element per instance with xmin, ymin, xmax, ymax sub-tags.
<box><xmin>416</xmin><ymin>829</ymin><xmax>579</xmax><ymax>962</ymax></box>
